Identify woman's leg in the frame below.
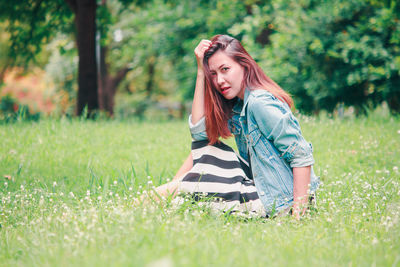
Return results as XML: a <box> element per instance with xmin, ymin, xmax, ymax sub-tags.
<box><xmin>154</xmin><ymin>153</ymin><xmax>193</xmax><ymax>197</ymax></box>
<box><xmin>136</xmin><ymin>153</ymin><xmax>193</xmax><ymax>204</ymax></box>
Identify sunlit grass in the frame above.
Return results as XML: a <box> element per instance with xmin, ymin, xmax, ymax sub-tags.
<box><xmin>1</xmin><ymin>113</ymin><xmax>399</xmax><ymax>266</ymax></box>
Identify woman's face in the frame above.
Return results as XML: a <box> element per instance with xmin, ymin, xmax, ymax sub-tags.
<box><xmin>208</xmin><ymin>51</ymin><xmax>245</xmax><ymax>100</ymax></box>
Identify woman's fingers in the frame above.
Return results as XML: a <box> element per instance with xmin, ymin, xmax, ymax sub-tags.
<box><xmin>194</xmin><ymin>39</ymin><xmax>212</xmax><ymax>61</ymax></box>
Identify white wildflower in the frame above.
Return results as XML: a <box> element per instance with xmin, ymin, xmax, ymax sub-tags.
<box><xmin>53</xmin><ymin>181</ymin><xmax>57</xmax><ymax>187</ymax></box>
<box><xmin>113</xmin><ymin>180</ymin><xmax>117</xmax><ymax>185</ymax></box>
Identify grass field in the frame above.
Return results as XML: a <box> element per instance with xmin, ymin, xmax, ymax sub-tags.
<box><xmin>1</xmin><ymin>112</ymin><xmax>399</xmax><ymax>266</ymax></box>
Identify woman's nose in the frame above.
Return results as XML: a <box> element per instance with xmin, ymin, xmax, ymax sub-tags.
<box><xmin>217</xmin><ymin>74</ymin><xmax>224</xmax><ymax>86</ymax></box>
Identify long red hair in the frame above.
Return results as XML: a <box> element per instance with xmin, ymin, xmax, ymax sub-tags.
<box><xmin>202</xmin><ymin>34</ymin><xmax>293</xmax><ymax>144</ymax></box>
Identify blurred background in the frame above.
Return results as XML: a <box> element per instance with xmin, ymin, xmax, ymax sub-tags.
<box><xmin>0</xmin><ymin>0</ymin><xmax>399</xmax><ymax>121</ymax></box>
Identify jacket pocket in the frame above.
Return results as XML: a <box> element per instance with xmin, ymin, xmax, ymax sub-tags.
<box><xmin>248</xmin><ymin>128</ymin><xmax>261</xmax><ymax>147</ymax></box>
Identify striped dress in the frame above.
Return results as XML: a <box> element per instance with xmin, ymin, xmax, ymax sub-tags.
<box><xmin>177</xmin><ymin>140</ymin><xmax>266</xmax><ymax>217</ymax></box>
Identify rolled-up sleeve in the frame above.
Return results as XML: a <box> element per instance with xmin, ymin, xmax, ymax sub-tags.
<box><xmin>249</xmin><ymin>95</ymin><xmax>314</xmax><ymax>168</ymax></box>
<box><xmin>188</xmin><ymin>114</ymin><xmax>208</xmax><ymax>141</ymax></box>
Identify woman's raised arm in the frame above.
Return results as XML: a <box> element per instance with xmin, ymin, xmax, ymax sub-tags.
<box><xmin>191</xmin><ymin>39</ymin><xmax>212</xmax><ymax>124</ymax></box>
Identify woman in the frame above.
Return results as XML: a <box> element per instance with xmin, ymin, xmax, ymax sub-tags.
<box><xmin>152</xmin><ymin>35</ymin><xmax>319</xmax><ymax>219</ymax></box>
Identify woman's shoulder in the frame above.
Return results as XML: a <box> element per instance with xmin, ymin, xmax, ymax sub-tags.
<box><xmin>247</xmin><ymin>89</ymin><xmax>289</xmax><ymax>114</ymax></box>
<box><xmin>248</xmin><ymin>88</ymin><xmax>274</xmax><ymax>99</ymax></box>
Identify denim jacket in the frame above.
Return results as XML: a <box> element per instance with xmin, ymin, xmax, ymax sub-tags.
<box><xmin>189</xmin><ymin>89</ymin><xmax>320</xmax><ymax>215</ymax></box>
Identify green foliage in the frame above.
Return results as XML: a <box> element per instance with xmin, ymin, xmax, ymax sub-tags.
<box><xmin>0</xmin><ymin>94</ymin><xmax>41</xmax><ymax>122</ymax></box>
<box><xmin>0</xmin><ymin>94</ymin><xmax>17</xmax><ymax>120</ymax></box>
<box><xmin>102</xmin><ymin>0</ymin><xmax>400</xmax><ymax>115</ymax></box>
<box><xmin>44</xmin><ymin>35</ymin><xmax>78</xmax><ymax>115</ymax></box>
<box><xmin>0</xmin><ymin>0</ymin><xmax>74</xmax><ymax>67</ymax></box>
<box><xmin>107</xmin><ymin>0</ymin><xmax>246</xmax><ymax>99</ymax></box>
<box><xmin>234</xmin><ymin>0</ymin><xmax>400</xmax><ymax>114</ymax></box>
<box><xmin>1</xmin><ymin>0</ymin><xmax>399</xmax><ymax>116</ymax></box>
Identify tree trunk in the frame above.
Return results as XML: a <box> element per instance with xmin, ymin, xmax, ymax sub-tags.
<box><xmin>98</xmin><ymin>45</ymin><xmax>131</xmax><ymax>116</ymax></box>
<box><xmin>145</xmin><ymin>56</ymin><xmax>157</xmax><ymax>97</ymax></box>
<box><xmin>98</xmin><ymin>46</ymin><xmax>107</xmax><ymax>113</ymax></box>
<box><xmin>65</xmin><ymin>0</ymin><xmax>98</xmax><ymax>117</ymax></box>
<box><xmin>134</xmin><ymin>56</ymin><xmax>157</xmax><ymax>119</ymax></box>
<box><xmin>387</xmin><ymin>93</ymin><xmax>400</xmax><ymax>114</ymax></box>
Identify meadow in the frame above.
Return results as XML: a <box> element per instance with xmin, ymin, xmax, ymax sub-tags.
<box><xmin>0</xmin><ymin>111</ymin><xmax>399</xmax><ymax>266</ymax></box>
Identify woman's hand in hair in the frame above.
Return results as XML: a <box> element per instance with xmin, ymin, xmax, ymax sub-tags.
<box><xmin>194</xmin><ymin>39</ymin><xmax>212</xmax><ymax>70</ymax></box>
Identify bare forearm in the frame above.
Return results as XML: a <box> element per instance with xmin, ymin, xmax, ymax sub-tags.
<box><xmin>191</xmin><ymin>69</ymin><xmax>206</xmax><ymax>124</ymax></box>
<box><xmin>191</xmin><ymin>39</ymin><xmax>211</xmax><ymax>124</ymax></box>
<box><xmin>292</xmin><ymin>166</ymin><xmax>311</xmax><ymax>218</ymax></box>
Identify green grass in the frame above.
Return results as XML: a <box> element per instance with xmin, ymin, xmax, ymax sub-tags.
<box><xmin>1</xmin><ymin>113</ymin><xmax>399</xmax><ymax>266</ymax></box>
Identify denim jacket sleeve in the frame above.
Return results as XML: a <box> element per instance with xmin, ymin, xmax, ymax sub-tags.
<box><xmin>248</xmin><ymin>94</ymin><xmax>314</xmax><ymax>168</ymax></box>
<box><xmin>188</xmin><ymin>114</ymin><xmax>208</xmax><ymax>141</ymax></box>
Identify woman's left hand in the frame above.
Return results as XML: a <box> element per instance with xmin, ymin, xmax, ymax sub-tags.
<box><xmin>292</xmin><ymin>201</ymin><xmax>307</xmax><ymax>220</ymax></box>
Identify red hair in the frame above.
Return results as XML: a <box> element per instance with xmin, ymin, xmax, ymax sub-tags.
<box><xmin>202</xmin><ymin>34</ymin><xmax>294</xmax><ymax>144</ymax></box>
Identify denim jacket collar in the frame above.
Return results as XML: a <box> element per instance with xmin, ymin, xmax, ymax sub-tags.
<box><xmin>239</xmin><ymin>87</ymin><xmax>251</xmax><ymax>117</ymax></box>
<box><xmin>232</xmin><ymin>98</ymin><xmax>243</xmax><ymax>115</ymax></box>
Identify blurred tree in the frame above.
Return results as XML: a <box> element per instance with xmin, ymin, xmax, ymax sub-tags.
<box><xmin>0</xmin><ymin>0</ymin><xmax>140</xmax><ymax>117</ymax></box>
<box><xmin>0</xmin><ymin>0</ymin><xmax>77</xmax><ymax>107</ymax></box>
<box><xmin>44</xmin><ymin>35</ymin><xmax>78</xmax><ymax>115</ymax></box>
<box><xmin>106</xmin><ymin>0</ymin><xmax>247</xmax><ymax>116</ymax></box>
<box><xmin>233</xmin><ymin>0</ymin><xmax>400</xmax><ymax>114</ymax></box>
<box><xmin>0</xmin><ymin>23</ymin><xmax>11</xmax><ymax>84</ymax></box>
<box><xmin>4</xmin><ymin>0</ymin><xmax>398</xmax><ymax>117</ymax></box>
<box><xmin>111</xmin><ymin>0</ymin><xmax>248</xmax><ymax>109</ymax></box>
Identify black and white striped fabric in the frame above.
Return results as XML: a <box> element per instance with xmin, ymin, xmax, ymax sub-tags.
<box><xmin>178</xmin><ymin>140</ymin><xmax>266</xmax><ymax>217</ymax></box>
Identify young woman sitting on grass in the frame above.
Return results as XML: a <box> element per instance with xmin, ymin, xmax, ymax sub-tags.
<box><xmin>151</xmin><ymin>34</ymin><xmax>319</xmax><ymax>219</ymax></box>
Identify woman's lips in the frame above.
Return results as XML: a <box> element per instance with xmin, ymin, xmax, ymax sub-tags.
<box><xmin>221</xmin><ymin>87</ymin><xmax>230</xmax><ymax>94</ymax></box>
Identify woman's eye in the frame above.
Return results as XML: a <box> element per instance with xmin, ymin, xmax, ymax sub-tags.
<box><xmin>222</xmin><ymin>67</ymin><xmax>229</xmax><ymax>72</ymax></box>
